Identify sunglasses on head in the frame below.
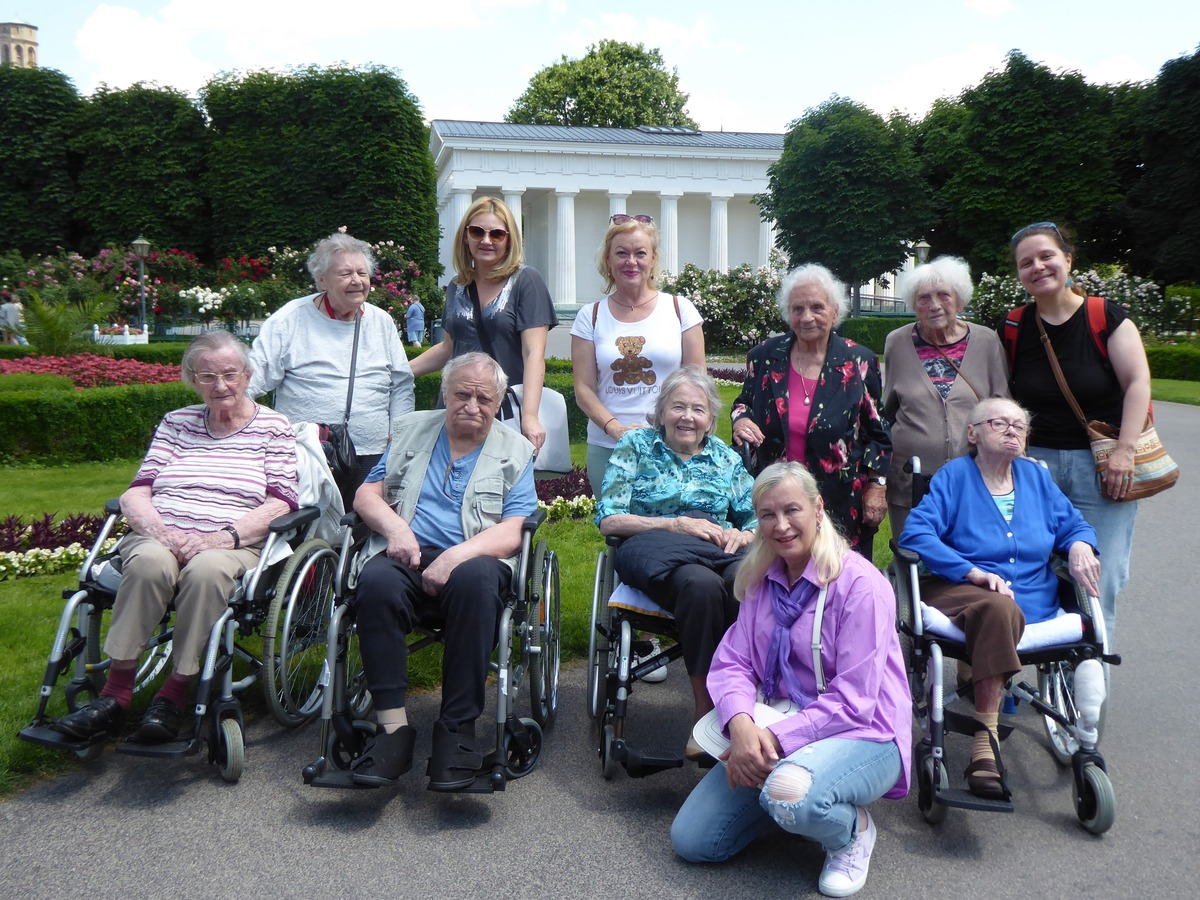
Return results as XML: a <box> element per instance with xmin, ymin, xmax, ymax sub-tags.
<box><xmin>466</xmin><ymin>225</ymin><xmax>509</xmax><ymax>242</ymax></box>
<box><xmin>1011</xmin><ymin>221</ymin><xmax>1061</xmax><ymax>243</ymax></box>
<box><xmin>610</xmin><ymin>214</ymin><xmax>654</xmax><ymax>225</ymax></box>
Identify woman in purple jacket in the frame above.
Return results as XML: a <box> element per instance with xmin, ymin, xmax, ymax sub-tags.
<box><xmin>671</xmin><ymin>462</ymin><xmax>911</xmax><ymax>899</ymax></box>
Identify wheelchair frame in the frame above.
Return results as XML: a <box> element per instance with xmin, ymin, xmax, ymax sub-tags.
<box><xmin>301</xmin><ymin>508</ymin><xmax>561</xmax><ymax>792</ymax></box>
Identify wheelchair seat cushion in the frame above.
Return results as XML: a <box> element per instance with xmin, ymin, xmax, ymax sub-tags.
<box><xmin>921</xmin><ymin>603</ymin><xmax>1084</xmax><ymax>651</ymax></box>
<box><xmin>608</xmin><ymin>583</ymin><xmax>673</xmax><ymax>619</ymax></box>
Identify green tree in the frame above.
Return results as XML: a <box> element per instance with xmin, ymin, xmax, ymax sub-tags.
<box><xmin>0</xmin><ymin>66</ymin><xmax>81</xmax><ymax>254</ymax></box>
<box><xmin>917</xmin><ymin>51</ymin><xmax>1122</xmax><ymax>274</ymax></box>
<box><xmin>68</xmin><ymin>83</ymin><xmax>211</xmax><ymax>258</ymax></box>
<box><xmin>759</xmin><ymin>97</ymin><xmax>932</xmax><ymax>313</ymax></box>
<box><xmin>1127</xmin><ymin>46</ymin><xmax>1200</xmax><ymax>283</ymax></box>
<box><xmin>200</xmin><ymin>65</ymin><xmax>440</xmax><ymax>274</ymax></box>
<box><xmin>506</xmin><ymin>40</ymin><xmax>698</xmax><ymax>129</ymax></box>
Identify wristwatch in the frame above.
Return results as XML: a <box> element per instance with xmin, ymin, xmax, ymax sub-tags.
<box><xmin>221</xmin><ymin>525</ymin><xmax>241</xmax><ymax>549</ymax></box>
<box><xmin>867</xmin><ymin>476</ymin><xmax>887</xmax><ymax>487</ymax></box>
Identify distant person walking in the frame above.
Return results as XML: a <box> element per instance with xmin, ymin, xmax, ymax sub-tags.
<box><xmin>1</xmin><ymin>297</ymin><xmax>21</xmax><ymax>345</ymax></box>
<box><xmin>405</xmin><ymin>299</ymin><xmax>425</xmax><ymax>346</ymax></box>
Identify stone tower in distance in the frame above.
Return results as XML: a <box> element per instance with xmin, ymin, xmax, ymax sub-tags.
<box><xmin>0</xmin><ymin>21</ymin><xmax>37</xmax><ymax>68</ymax></box>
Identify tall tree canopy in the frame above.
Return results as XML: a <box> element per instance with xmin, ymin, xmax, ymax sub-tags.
<box><xmin>68</xmin><ymin>83</ymin><xmax>211</xmax><ymax>256</ymax></box>
<box><xmin>506</xmin><ymin>40</ymin><xmax>698</xmax><ymax>129</ymax></box>
<box><xmin>760</xmin><ymin>97</ymin><xmax>932</xmax><ymax>308</ymax></box>
<box><xmin>0</xmin><ymin>66</ymin><xmax>81</xmax><ymax>254</ymax></box>
<box><xmin>200</xmin><ymin>65</ymin><xmax>439</xmax><ymax>271</ymax></box>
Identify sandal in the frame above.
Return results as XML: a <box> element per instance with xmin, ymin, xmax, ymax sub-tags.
<box><xmin>964</xmin><ymin>756</ymin><xmax>1006</xmax><ymax>799</ymax></box>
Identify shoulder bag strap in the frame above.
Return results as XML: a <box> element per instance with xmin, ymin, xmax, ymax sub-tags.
<box><xmin>1035</xmin><ymin>314</ymin><xmax>1089</xmax><ymax>429</ymax></box>
<box><xmin>931</xmin><ymin>337</ymin><xmax>982</xmax><ymax>400</ymax></box>
<box><xmin>342</xmin><ymin>307</ymin><xmax>362</xmax><ymax>428</ymax></box>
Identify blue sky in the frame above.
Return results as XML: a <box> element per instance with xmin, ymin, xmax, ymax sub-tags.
<box><xmin>12</xmin><ymin>1</ymin><xmax>1200</xmax><ymax>132</ymax></box>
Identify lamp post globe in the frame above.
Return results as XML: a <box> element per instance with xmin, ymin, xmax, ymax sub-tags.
<box><xmin>913</xmin><ymin>239</ymin><xmax>931</xmax><ymax>266</ymax></box>
<box><xmin>131</xmin><ymin>235</ymin><xmax>151</xmax><ymax>332</ymax></box>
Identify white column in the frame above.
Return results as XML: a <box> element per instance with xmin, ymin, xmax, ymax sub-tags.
<box><xmin>608</xmin><ymin>191</ymin><xmax>630</xmax><ymax>220</ymax></box>
<box><xmin>759</xmin><ymin>217</ymin><xmax>777</xmax><ymax>268</ymax></box>
<box><xmin>709</xmin><ymin>192</ymin><xmax>733</xmax><ymax>273</ymax></box>
<box><xmin>503</xmin><ymin>188</ymin><xmax>524</xmax><ymax>232</ymax></box>
<box><xmin>554</xmin><ymin>189</ymin><xmax>578</xmax><ymax>306</ymax></box>
<box><xmin>442</xmin><ymin>186</ymin><xmax>476</xmax><ymax>280</ymax></box>
<box><xmin>659</xmin><ymin>189</ymin><xmax>682</xmax><ymax>277</ymax></box>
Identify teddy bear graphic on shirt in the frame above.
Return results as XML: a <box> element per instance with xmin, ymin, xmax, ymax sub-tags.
<box><xmin>610</xmin><ymin>335</ymin><xmax>657</xmax><ymax>386</ymax></box>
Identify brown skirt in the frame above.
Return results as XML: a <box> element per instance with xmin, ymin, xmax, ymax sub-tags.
<box><xmin>920</xmin><ymin>578</ymin><xmax>1025</xmax><ymax>684</ymax></box>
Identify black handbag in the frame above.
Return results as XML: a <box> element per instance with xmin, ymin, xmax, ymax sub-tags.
<box><xmin>318</xmin><ymin>310</ymin><xmax>360</xmax><ymax>492</ymax></box>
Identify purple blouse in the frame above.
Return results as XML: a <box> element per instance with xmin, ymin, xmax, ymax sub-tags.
<box><xmin>707</xmin><ymin>551</ymin><xmax>912</xmax><ymax>798</ymax></box>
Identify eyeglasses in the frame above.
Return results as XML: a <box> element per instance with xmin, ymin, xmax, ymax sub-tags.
<box><xmin>973</xmin><ymin>418</ymin><xmax>1028</xmax><ymax>435</ymax></box>
<box><xmin>465</xmin><ymin>225</ymin><xmax>509</xmax><ymax>242</ymax></box>
<box><xmin>610</xmin><ymin>214</ymin><xmax>654</xmax><ymax>225</ymax></box>
<box><xmin>1011</xmin><ymin>221</ymin><xmax>1061</xmax><ymax>244</ymax></box>
<box><xmin>195</xmin><ymin>370</ymin><xmax>247</xmax><ymax>386</ymax></box>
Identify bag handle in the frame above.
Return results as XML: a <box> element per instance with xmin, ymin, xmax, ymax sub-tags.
<box><xmin>930</xmin><ymin>337</ymin><xmax>982</xmax><ymax>401</ymax></box>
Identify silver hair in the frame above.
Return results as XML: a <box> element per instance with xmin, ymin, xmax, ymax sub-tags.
<box><xmin>650</xmin><ymin>365</ymin><xmax>721</xmax><ymax>437</ymax></box>
<box><xmin>898</xmin><ymin>255</ymin><xmax>973</xmax><ymax>313</ymax></box>
<box><xmin>776</xmin><ymin>264</ymin><xmax>851</xmax><ymax>328</ymax></box>
<box><xmin>441</xmin><ymin>351</ymin><xmax>508</xmax><ymax>403</ymax></box>
<box><xmin>180</xmin><ymin>330</ymin><xmax>251</xmax><ymax>387</ymax></box>
<box><xmin>306</xmin><ymin>233</ymin><xmax>378</xmax><ymax>283</ymax></box>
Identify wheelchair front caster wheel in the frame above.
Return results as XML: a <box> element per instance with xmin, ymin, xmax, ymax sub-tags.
<box><xmin>918</xmin><ymin>755</ymin><xmax>948</xmax><ymax>825</ymax></box>
<box><xmin>504</xmin><ymin>718</ymin><xmax>543</xmax><ymax>779</ymax></box>
<box><xmin>327</xmin><ymin>720</ymin><xmax>378</xmax><ymax>770</ymax></box>
<box><xmin>1075</xmin><ymin>763</ymin><xmax>1116</xmax><ymax>834</ymax></box>
<box><xmin>216</xmin><ymin>718</ymin><xmax>244</xmax><ymax>783</ymax></box>
<box><xmin>600</xmin><ymin>723</ymin><xmax>618</xmax><ymax>780</ymax></box>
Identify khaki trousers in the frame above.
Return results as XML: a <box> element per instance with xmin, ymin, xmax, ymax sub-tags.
<box><xmin>104</xmin><ymin>534</ymin><xmax>261</xmax><ymax>676</ymax></box>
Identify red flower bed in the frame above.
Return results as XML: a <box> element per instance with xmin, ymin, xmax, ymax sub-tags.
<box><xmin>0</xmin><ymin>355</ymin><xmax>181</xmax><ymax>388</ymax></box>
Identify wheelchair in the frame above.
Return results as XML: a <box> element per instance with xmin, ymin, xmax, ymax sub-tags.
<box><xmin>888</xmin><ymin>458</ymin><xmax>1122</xmax><ymax>834</ymax></box>
<box><xmin>18</xmin><ymin>498</ymin><xmax>336</xmax><ymax>783</ymax></box>
<box><xmin>301</xmin><ymin>507</ymin><xmax>561</xmax><ymax>791</ymax></box>
<box><xmin>586</xmin><ymin>535</ymin><xmax>688</xmax><ymax>779</ymax></box>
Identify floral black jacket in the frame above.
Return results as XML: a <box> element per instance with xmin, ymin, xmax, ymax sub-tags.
<box><xmin>731</xmin><ymin>331</ymin><xmax>892</xmax><ymax>550</ymax></box>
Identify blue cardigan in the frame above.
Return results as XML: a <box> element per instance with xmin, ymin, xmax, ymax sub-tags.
<box><xmin>899</xmin><ymin>455</ymin><xmax>1098</xmax><ymax>623</ymax></box>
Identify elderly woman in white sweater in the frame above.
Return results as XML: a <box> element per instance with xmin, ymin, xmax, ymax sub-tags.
<box><xmin>249</xmin><ymin>233</ymin><xmax>415</xmax><ymax>507</ymax></box>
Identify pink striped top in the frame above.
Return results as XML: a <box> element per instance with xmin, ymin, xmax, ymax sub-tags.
<box><xmin>131</xmin><ymin>404</ymin><xmax>299</xmax><ymax>537</ymax></box>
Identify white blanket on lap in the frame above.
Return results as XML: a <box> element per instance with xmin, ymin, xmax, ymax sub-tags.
<box><xmin>921</xmin><ymin>603</ymin><xmax>1084</xmax><ymax>650</ymax></box>
<box><xmin>608</xmin><ymin>583</ymin><xmax>673</xmax><ymax>619</ymax></box>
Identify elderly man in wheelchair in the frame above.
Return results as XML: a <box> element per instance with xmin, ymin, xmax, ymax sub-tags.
<box><xmin>345</xmin><ymin>352</ymin><xmax>540</xmax><ymax>790</ymax></box>
<box><xmin>897</xmin><ymin>397</ymin><xmax>1110</xmax><ymax>814</ymax></box>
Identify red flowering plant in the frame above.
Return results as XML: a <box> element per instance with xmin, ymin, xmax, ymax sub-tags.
<box><xmin>0</xmin><ymin>355</ymin><xmax>180</xmax><ymax>388</ymax></box>
<box><xmin>366</xmin><ymin>240</ymin><xmax>442</xmax><ymax>329</ymax></box>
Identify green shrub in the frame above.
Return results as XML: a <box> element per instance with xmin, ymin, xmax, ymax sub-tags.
<box><xmin>661</xmin><ymin>260</ymin><xmax>784</xmax><ymax>353</ymax></box>
<box><xmin>1146</xmin><ymin>344</ymin><xmax>1200</xmax><ymax>381</ymax></box>
<box><xmin>840</xmin><ymin>317</ymin><xmax>916</xmax><ymax>354</ymax></box>
<box><xmin>0</xmin><ymin>345</ymin><xmax>34</xmax><ymax>360</ymax></box>
<box><xmin>0</xmin><ymin>374</ymin><xmax>73</xmax><ymax>393</ymax></box>
<box><xmin>109</xmin><ymin>344</ymin><xmax>189</xmax><ymax>365</ymax></box>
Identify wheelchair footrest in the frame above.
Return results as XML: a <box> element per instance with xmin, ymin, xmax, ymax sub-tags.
<box><xmin>18</xmin><ymin>722</ymin><xmax>107</xmax><ymax>754</ymax></box>
<box><xmin>306</xmin><ymin>768</ymin><xmax>380</xmax><ymax>790</ymax></box>
<box><xmin>935</xmin><ymin>787</ymin><xmax>1014</xmax><ymax>813</ymax></box>
<box><xmin>621</xmin><ymin>744</ymin><xmax>684</xmax><ymax>778</ymax></box>
<box><xmin>117</xmin><ymin>736</ymin><xmax>201</xmax><ymax>758</ymax></box>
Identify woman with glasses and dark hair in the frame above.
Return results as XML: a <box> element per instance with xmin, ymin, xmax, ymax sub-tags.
<box><xmin>1006</xmin><ymin>222</ymin><xmax>1151</xmax><ymax>644</ymax></box>
<box><xmin>411</xmin><ymin>197</ymin><xmax>557</xmax><ymax>451</ymax></box>
<box><xmin>571</xmin><ymin>213</ymin><xmax>706</xmax><ymax>497</ymax></box>
<box><xmin>900</xmin><ymin>397</ymin><xmax>1100</xmax><ymax>799</ymax></box>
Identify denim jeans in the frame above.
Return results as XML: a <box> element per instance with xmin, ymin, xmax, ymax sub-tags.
<box><xmin>671</xmin><ymin>738</ymin><xmax>902</xmax><ymax>861</ymax></box>
<box><xmin>1028</xmin><ymin>446</ymin><xmax>1137</xmax><ymax>645</ymax></box>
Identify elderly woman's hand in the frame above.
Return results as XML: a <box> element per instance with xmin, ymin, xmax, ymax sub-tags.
<box><xmin>1067</xmin><ymin>541</ymin><xmax>1102</xmax><ymax>598</ymax></box>
<box><xmin>721</xmin><ymin>528</ymin><xmax>755</xmax><ymax>554</ymax></box>
<box><xmin>732</xmin><ymin>417</ymin><xmax>764</xmax><ymax>448</ymax></box>
<box><xmin>965</xmin><ymin>566</ymin><xmax>1015</xmax><ymax>599</ymax></box>
<box><xmin>722</xmin><ymin>713</ymin><xmax>782</xmax><ymax>790</ymax></box>
<box><xmin>673</xmin><ymin>515</ymin><xmax>726</xmax><ymax>546</ymax></box>
<box><xmin>862</xmin><ymin>482</ymin><xmax>887</xmax><ymax>527</ymax></box>
<box><xmin>174</xmin><ymin>529</ymin><xmax>235</xmax><ymax>564</ymax></box>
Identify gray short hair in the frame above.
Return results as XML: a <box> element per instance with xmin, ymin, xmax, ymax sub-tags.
<box><xmin>442</xmin><ymin>352</ymin><xmax>508</xmax><ymax>403</ymax></box>
<box><xmin>181</xmin><ymin>330</ymin><xmax>251</xmax><ymax>387</ymax></box>
<box><xmin>306</xmin><ymin>233</ymin><xmax>378</xmax><ymax>284</ymax></box>
<box><xmin>898</xmin><ymin>256</ymin><xmax>973</xmax><ymax>313</ymax></box>
<box><xmin>777</xmin><ymin>264</ymin><xmax>850</xmax><ymax>328</ymax></box>
<box><xmin>650</xmin><ymin>365</ymin><xmax>721</xmax><ymax>437</ymax></box>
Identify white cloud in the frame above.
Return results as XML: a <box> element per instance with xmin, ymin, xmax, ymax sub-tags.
<box><xmin>73</xmin><ymin>3</ymin><xmax>214</xmax><ymax>94</ymax></box>
<box><xmin>863</xmin><ymin>43</ymin><xmax>1006</xmax><ymax>118</ymax></box>
<box><xmin>963</xmin><ymin>0</ymin><xmax>1016</xmax><ymax>16</ymax></box>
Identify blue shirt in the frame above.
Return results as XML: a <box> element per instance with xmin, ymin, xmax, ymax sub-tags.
<box><xmin>595</xmin><ymin>428</ymin><xmax>756</xmax><ymax>530</ymax></box>
<box><xmin>367</xmin><ymin>429</ymin><xmax>537</xmax><ymax>549</ymax></box>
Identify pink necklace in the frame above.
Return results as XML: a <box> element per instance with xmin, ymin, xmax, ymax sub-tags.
<box><xmin>799</xmin><ymin>374</ymin><xmax>815</xmax><ymax>406</ymax></box>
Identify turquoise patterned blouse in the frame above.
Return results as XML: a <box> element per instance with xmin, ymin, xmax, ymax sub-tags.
<box><xmin>595</xmin><ymin>428</ymin><xmax>757</xmax><ymax>530</ymax></box>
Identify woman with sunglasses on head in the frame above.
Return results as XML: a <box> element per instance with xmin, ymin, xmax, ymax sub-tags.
<box><xmin>571</xmin><ymin>213</ymin><xmax>706</xmax><ymax>497</ymax></box>
<box><xmin>1006</xmin><ymin>222</ymin><xmax>1150</xmax><ymax>645</ymax></box>
<box><xmin>410</xmin><ymin>197</ymin><xmax>557</xmax><ymax>451</ymax></box>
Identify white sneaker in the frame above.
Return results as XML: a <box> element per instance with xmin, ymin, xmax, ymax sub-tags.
<box><xmin>634</xmin><ymin>637</ymin><xmax>668</xmax><ymax>683</ymax></box>
<box><xmin>818</xmin><ymin>809</ymin><xmax>876</xmax><ymax>898</ymax></box>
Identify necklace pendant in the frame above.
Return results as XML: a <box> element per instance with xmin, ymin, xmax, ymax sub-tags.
<box><xmin>804</xmin><ymin>397</ymin><xmax>811</xmax><ymax>406</ymax></box>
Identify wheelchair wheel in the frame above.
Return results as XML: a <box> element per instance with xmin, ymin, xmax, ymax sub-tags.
<box><xmin>528</xmin><ymin>541</ymin><xmax>561</xmax><ymax>728</ymax></box>
<box><xmin>586</xmin><ymin>553</ymin><xmax>610</xmax><ymax>720</ymax></box>
<box><xmin>1039</xmin><ymin>663</ymin><xmax>1078</xmax><ymax>765</ymax></box>
<box><xmin>917</xmin><ymin>753</ymin><xmax>948</xmax><ymax>825</ymax></box>
<box><xmin>600</xmin><ymin>722</ymin><xmax>618</xmax><ymax>780</ymax></box>
<box><xmin>1075</xmin><ymin>763</ymin><xmax>1116</xmax><ymax>835</ymax></box>
<box><xmin>504</xmin><ymin>718</ymin><xmax>543</xmax><ymax>779</ymax></box>
<box><xmin>263</xmin><ymin>539</ymin><xmax>335</xmax><ymax>727</ymax></box>
<box><xmin>215</xmin><ymin>717</ymin><xmax>245</xmax><ymax>784</ymax></box>
<box><xmin>327</xmin><ymin>720</ymin><xmax>377</xmax><ymax>770</ymax></box>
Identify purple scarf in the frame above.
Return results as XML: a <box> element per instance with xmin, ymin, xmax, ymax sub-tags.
<box><xmin>761</xmin><ymin>574</ymin><xmax>818</xmax><ymax>709</ymax></box>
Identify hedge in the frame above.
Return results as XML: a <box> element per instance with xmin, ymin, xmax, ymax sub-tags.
<box><xmin>0</xmin><ymin>373</ymin><xmax>74</xmax><ymax>392</ymax></box>
<box><xmin>1145</xmin><ymin>344</ymin><xmax>1200</xmax><ymax>381</ymax></box>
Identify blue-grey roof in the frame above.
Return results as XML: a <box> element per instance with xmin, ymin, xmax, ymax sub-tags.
<box><xmin>433</xmin><ymin>120</ymin><xmax>783</xmax><ymax>151</ymax></box>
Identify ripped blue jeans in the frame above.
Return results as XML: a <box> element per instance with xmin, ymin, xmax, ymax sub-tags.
<box><xmin>671</xmin><ymin>738</ymin><xmax>901</xmax><ymax>861</ymax></box>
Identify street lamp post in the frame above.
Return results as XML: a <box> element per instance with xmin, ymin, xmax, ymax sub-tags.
<box><xmin>132</xmin><ymin>235</ymin><xmax>151</xmax><ymax>333</ymax></box>
<box><xmin>913</xmin><ymin>239</ymin><xmax>931</xmax><ymax>266</ymax></box>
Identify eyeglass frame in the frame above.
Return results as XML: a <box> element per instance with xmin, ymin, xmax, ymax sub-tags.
<box><xmin>1010</xmin><ymin>221</ymin><xmax>1061</xmax><ymax>244</ymax></box>
<box><xmin>194</xmin><ymin>370</ymin><xmax>248</xmax><ymax>386</ymax></box>
<box><xmin>610</xmin><ymin>214</ymin><xmax>654</xmax><ymax>225</ymax></box>
<box><xmin>971</xmin><ymin>417</ymin><xmax>1029</xmax><ymax>436</ymax></box>
<box><xmin>465</xmin><ymin>225</ymin><xmax>509</xmax><ymax>242</ymax></box>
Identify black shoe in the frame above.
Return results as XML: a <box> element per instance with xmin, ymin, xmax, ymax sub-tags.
<box><xmin>131</xmin><ymin>697</ymin><xmax>187</xmax><ymax>744</ymax></box>
<box><xmin>427</xmin><ymin>721</ymin><xmax>484</xmax><ymax>792</ymax></box>
<box><xmin>50</xmin><ymin>697</ymin><xmax>126</xmax><ymax>741</ymax></box>
<box><xmin>351</xmin><ymin>726</ymin><xmax>417</xmax><ymax>787</ymax></box>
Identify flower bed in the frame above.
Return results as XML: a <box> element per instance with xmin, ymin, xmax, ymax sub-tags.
<box><xmin>0</xmin><ymin>512</ymin><xmax>126</xmax><ymax>582</ymax></box>
<box><xmin>0</xmin><ymin>355</ymin><xmax>180</xmax><ymax>388</ymax></box>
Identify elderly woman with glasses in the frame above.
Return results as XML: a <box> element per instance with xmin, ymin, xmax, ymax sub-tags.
<box><xmin>411</xmin><ymin>197</ymin><xmax>557</xmax><ymax>451</ymax></box>
<box><xmin>1005</xmin><ymin>222</ymin><xmax>1151</xmax><ymax>646</ymax></box>
<box><xmin>572</xmin><ymin>213</ymin><xmax>706</xmax><ymax>497</ymax></box>
<box><xmin>899</xmin><ymin>397</ymin><xmax>1099</xmax><ymax>798</ymax></box>
<box><xmin>51</xmin><ymin>331</ymin><xmax>299</xmax><ymax>748</ymax></box>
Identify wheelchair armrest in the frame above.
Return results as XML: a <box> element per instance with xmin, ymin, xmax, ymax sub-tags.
<box><xmin>523</xmin><ymin>508</ymin><xmax>547</xmax><ymax>533</ymax></box>
<box><xmin>340</xmin><ymin>511</ymin><xmax>360</xmax><ymax>527</ymax></box>
<box><xmin>890</xmin><ymin>539</ymin><xmax>921</xmax><ymax>566</ymax></box>
<box><xmin>269</xmin><ymin>506</ymin><xmax>320</xmax><ymax>533</ymax></box>
<box><xmin>605</xmin><ymin>534</ymin><xmax>623</xmax><ymax>548</ymax></box>
<box><xmin>105</xmin><ymin>497</ymin><xmax>123</xmax><ymax>516</ymax></box>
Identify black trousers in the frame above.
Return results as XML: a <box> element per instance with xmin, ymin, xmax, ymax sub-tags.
<box><xmin>645</xmin><ymin>563</ymin><xmax>739</xmax><ymax>677</ymax></box>
<box><xmin>353</xmin><ymin>550</ymin><xmax>508</xmax><ymax>730</ymax></box>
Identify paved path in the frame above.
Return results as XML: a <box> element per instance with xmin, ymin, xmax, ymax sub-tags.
<box><xmin>1</xmin><ymin>404</ymin><xmax>1197</xmax><ymax>900</ymax></box>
